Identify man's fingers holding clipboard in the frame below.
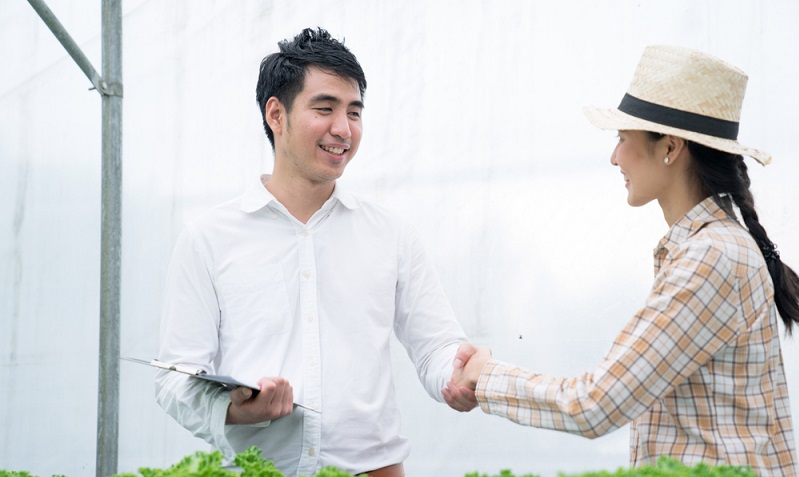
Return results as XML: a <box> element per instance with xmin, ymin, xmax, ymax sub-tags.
<box><xmin>230</xmin><ymin>386</ymin><xmax>255</xmax><ymax>406</ymax></box>
<box><xmin>257</xmin><ymin>377</ymin><xmax>294</xmax><ymax>416</ymax></box>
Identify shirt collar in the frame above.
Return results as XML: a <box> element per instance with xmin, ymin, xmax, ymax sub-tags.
<box><xmin>239</xmin><ymin>174</ymin><xmax>362</xmax><ymax>214</ymax></box>
<box><xmin>655</xmin><ymin>196</ymin><xmax>730</xmax><ymax>256</ymax></box>
<box><xmin>330</xmin><ymin>182</ymin><xmax>361</xmax><ymax>210</ymax></box>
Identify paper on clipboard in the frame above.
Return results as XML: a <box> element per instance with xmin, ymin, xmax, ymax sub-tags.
<box><xmin>121</xmin><ymin>357</ymin><xmax>319</xmax><ymax>413</ymax></box>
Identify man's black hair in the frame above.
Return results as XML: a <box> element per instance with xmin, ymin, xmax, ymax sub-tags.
<box><xmin>255</xmin><ymin>27</ymin><xmax>367</xmax><ymax>148</ymax></box>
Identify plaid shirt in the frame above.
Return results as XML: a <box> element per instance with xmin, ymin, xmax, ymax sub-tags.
<box><xmin>476</xmin><ymin>197</ymin><xmax>797</xmax><ymax>476</ymax></box>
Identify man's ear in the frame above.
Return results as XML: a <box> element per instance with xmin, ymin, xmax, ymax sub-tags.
<box><xmin>265</xmin><ymin>97</ymin><xmax>284</xmax><ymax>136</ymax></box>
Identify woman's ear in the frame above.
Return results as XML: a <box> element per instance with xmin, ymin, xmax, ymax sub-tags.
<box><xmin>665</xmin><ymin>135</ymin><xmax>688</xmax><ymax>162</ymax></box>
<box><xmin>265</xmin><ymin>97</ymin><xmax>284</xmax><ymax>136</ymax></box>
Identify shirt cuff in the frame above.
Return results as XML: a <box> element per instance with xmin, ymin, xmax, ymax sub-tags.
<box><xmin>248</xmin><ymin>420</ymin><xmax>273</xmax><ymax>428</ymax></box>
<box><xmin>475</xmin><ymin>358</ymin><xmax>501</xmax><ymax>414</ymax></box>
<box><xmin>210</xmin><ymin>392</ymin><xmax>238</xmax><ymax>458</ymax></box>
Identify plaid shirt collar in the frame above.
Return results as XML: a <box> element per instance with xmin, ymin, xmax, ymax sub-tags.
<box><xmin>654</xmin><ymin>197</ymin><xmax>731</xmax><ymax>261</ymax></box>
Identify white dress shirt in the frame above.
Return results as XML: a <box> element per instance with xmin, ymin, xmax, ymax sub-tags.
<box><xmin>155</xmin><ymin>175</ymin><xmax>466</xmax><ymax>476</ymax></box>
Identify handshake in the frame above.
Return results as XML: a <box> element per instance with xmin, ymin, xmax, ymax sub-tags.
<box><xmin>442</xmin><ymin>342</ymin><xmax>493</xmax><ymax>412</ymax></box>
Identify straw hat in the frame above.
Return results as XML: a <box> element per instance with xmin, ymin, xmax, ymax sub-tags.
<box><xmin>584</xmin><ymin>45</ymin><xmax>771</xmax><ymax>165</ymax></box>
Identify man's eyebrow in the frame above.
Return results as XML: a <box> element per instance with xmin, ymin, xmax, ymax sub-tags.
<box><xmin>309</xmin><ymin>94</ymin><xmax>364</xmax><ymax>109</ymax></box>
<box><xmin>310</xmin><ymin>93</ymin><xmax>340</xmax><ymax>104</ymax></box>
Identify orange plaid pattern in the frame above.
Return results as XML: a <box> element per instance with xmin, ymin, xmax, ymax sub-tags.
<box><xmin>476</xmin><ymin>198</ymin><xmax>797</xmax><ymax>476</ymax></box>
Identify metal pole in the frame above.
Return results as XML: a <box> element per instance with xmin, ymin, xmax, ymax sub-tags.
<box><xmin>96</xmin><ymin>0</ymin><xmax>123</xmax><ymax>475</ymax></box>
<box><xmin>24</xmin><ymin>1</ymin><xmax>124</xmax><ymax>475</ymax></box>
<box><xmin>25</xmin><ymin>0</ymin><xmax>105</xmax><ymax>93</ymax></box>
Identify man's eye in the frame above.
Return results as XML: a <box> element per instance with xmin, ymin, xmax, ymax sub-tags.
<box><xmin>315</xmin><ymin>108</ymin><xmax>332</xmax><ymax>113</ymax></box>
<box><xmin>348</xmin><ymin>111</ymin><xmax>361</xmax><ymax>118</ymax></box>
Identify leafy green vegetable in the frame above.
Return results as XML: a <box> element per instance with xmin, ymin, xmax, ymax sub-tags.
<box><xmin>311</xmin><ymin>467</ymin><xmax>360</xmax><ymax>477</ymax></box>
<box><xmin>465</xmin><ymin>469</ymin><xmax>539</xmax><ymax>477</ymax></box>
<box><xmin>0</xmin><ymin>472</ymin><xmax>65</xmax><ymax>477</ymax></box>
<box><xmin>233</xmin><ymin>447</ymin><xmax>283</xmax><ymax>477</ymax></box>
<box><xmin>1</xmin><ymin>451</ymin><xmax>758</xmax><ymax>477</ymax></box>
<box><xmin>463</xmin><ymin>456</ymin><xmax>755</xmax><ymax>477</ymax></box>
<box><xmin>555</xmin><ymin>456</ymin><xmax>756</xmax><ymax>477</ymax></box>
<box><xmin>109</xmin><ymin>446</ymin><xmax>354</xmax><ymax>477</ymax></box>
<box><xmin>117</xmin><ymin>449</ymin><xmax>237</xmax><ymax>477</ymax></box>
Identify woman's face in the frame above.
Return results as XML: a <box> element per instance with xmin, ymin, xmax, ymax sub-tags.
<box><xmin>610</xmin><ymin>130</ymin><xmax>666</xmax><ymax>207</ymax></box>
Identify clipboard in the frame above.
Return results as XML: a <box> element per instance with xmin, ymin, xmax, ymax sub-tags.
<box><xmin>122</xmin><ymin>357</ymin><xmax>319</xmax><ymax>413</ymax></box>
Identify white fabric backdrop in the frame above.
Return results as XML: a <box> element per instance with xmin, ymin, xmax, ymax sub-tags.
<box><xmin>1</xmin><ymin>1</ymin><xmax>797</xmax><ymax>476</ymax></box>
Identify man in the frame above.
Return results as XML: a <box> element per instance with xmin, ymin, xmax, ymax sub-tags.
<box><xmin>155</xmin><ymin>28</ymin><xmax>476</xmax><ymax>477</ymax></box>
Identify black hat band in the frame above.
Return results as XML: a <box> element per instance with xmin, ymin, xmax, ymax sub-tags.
<box><xmin>618</xmin><ymin>93</ymin><xmax>739</xmax><ymax>140</ymax></box>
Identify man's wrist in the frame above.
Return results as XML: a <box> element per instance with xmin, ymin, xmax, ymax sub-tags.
<box><xmin>225</xmin><ymin>402</ymin><xmax>237</xmax><ymax>425</ymax></box>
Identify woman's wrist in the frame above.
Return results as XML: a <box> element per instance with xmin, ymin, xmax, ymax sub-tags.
<box><xmin>464</xmin><ymin>348</ymin><xmax>492</xmax><ymax>388</ymax></box>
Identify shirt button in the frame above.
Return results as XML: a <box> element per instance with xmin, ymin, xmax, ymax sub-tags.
<box><xmin>308</xmin><ymin>447</ymin><xmax>315</xmax><ymax>457</ymax></box>
<box><xmin>306</xmin><ymin>314</ymin><xmax>314</xmax><ymax>323</ymax></box>
<box><xmin>303</xmin><ymin>229</ymin><xmax>309</xmax><ymax>236</ymax></box>
<box><xmin>303</xmin><ymin>271</ymin><xmax>311</xmax><ymax>279</ymax></box>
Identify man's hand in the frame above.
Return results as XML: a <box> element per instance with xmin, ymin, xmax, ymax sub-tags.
<box><xmin>442</xmin><ymin>342</ymin><xmax>480</xmax><ymax>412</ymax></box>
<box><xmin>442</xmin><ymin>380</ymin><xmax>477</xmax><ymax>412</ymax></box>
<box><xmin>451</xmin><ymin>344</ymin><xmax>492</xmax><ymax>389</ymax></box>
<box><xmin>226</xmin><ymin>377</ymin><xmax>294</xmax><ymax>425</ymax></box>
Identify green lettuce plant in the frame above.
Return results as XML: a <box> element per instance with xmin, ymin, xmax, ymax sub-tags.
<box><xmin>464</xmin><ymin>456</ymin><xmax>755</xmax><ymax>477</ymax></box>
<box><xmin>110</xmin><ymin>446</ymin><xmax>341</xmax><ymax>477</ymax></box>
<box><xmin>0</xmin><ymin>450</ymin><xmax>758</xmax><ymax>477</ymax></box>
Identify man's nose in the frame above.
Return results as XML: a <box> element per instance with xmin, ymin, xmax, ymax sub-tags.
<box><xmin>330</xmin><ymin>112</ymin><xmax>351</xmax><ymax>140</ymax></box>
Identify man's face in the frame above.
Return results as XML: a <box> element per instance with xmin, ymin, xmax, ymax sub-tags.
<box><xmin>274</xmin><ymin>66</ymin><xmax>364</xmax><ymax>186</ymax></box>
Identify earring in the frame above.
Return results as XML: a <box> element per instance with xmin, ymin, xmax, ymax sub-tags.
<box><xmin>664</xmin><ymin>156</ymin><xmax>670</xmax><ymax>164</ymax></box>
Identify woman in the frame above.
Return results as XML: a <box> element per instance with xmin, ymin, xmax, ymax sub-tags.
<box><xmin>446</xmin><ymin>45</ymin><xmax>799</xmax><ymax>475</ymax></box>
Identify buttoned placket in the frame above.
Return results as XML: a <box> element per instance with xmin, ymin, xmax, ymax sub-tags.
<box><xmin>293</xmin><ymin>205</ymin><xmax>334</xmax><ymax>475</ymax></box>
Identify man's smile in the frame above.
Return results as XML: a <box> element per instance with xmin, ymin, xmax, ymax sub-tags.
<box><xmin>320</xmin><ymin>144</ymin><xmax>347</xmax><ymax>155</ymax></box>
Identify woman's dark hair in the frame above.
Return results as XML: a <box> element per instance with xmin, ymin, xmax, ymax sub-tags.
<box><xmin>648</xmin><ymin>132</ymin><xmax>799</xmax><ymax>334</ymax></box>
<box><xmin>255</xmin><ymin>27</ymin><xmax>367</xmax><ymax>148</ymax></box>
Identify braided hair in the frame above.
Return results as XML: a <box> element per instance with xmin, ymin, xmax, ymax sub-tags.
<box><xmin>649</xmin><ymin>132</ymin><xmax>799</xmax><ymax>335</ymax></box>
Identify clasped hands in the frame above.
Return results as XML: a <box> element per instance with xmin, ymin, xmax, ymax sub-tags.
<box><xmin>442</xmin><ymin>342</ymin><xmax>493</xmax><ymax>412</ymax></box>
